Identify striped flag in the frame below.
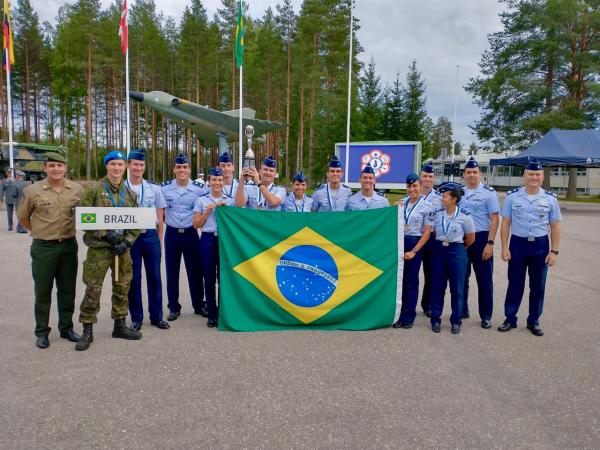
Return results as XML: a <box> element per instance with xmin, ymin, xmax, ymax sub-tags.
<box><xmin>119</xmin><ymin>0</ymin><xmax>128</xmax><ymax>54</ymax></box>
<box><xmin>234</xmin><ymin>0</ymin><xmax>244</xmax><ymax>68</ymax></box>
<box><xmin>3</xmin><ymin>0</ymin><xmax>15</xmax><ymax>70</ymax></box>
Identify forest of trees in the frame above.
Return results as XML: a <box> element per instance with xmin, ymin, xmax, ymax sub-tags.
<box><xmin>0</xmin><ymin>0</ymin><xmax>458</xmax><ymax>184</ymax></box>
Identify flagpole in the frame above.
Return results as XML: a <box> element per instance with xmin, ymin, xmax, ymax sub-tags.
<box><xmin>124</xmin><ymin>3</ymin><xmax>130</xmax><ymax>157</ymax></box>
<box><xmin>238</xmin><ymin>63</ymin><xmax>243</xmax><ymax>178</ymax></box>
<box><xmin>344</xmin><ymin>0</ymin><xmax>354</xmax><ymax>185</ymax></box>
<box><xmin>5</xmin><ymin>47</ymin><xmax>14</xmax><ymax>172</ymax></box>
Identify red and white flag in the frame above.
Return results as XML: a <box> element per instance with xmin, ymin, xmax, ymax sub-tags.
<box><xmin>119</xmin><ymin>0</ymin><xmax>128</xmax><ymax>54</ymax></box>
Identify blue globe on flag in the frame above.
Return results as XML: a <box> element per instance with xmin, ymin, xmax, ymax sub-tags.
<box><xmin>276</xmin><ymin>245</ymin><xmax>338</xmax><ymax>308</ymax></box>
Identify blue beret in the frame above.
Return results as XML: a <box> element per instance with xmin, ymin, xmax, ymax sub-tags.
<box><xmin>103</xmin><ymin>150</ymin><xmax>126</xmax><ymax>165</ymax></box>
<box><xmin>293</xmin><ymin>171</ymin><xmax>307</xmax><ymax>183</ymax></box>
<box><xmin>362</xmin><ymin>164</ymin><xmax>375</xmax><ymax>175</ymax></box>
<box><xmin>464</xmin><ymin>156</ymin><xmax>479</xmax><ymax>169</ymax></box>
<box><xmin>218</xmin><ymin>152</ymin><xmax>233</xmax><ymax>163</ymax></box>
<box><xmin>175</xmin><ymin>154</ymin><xmax>188</xmax><ymax>165</ymax></box>
<box><xmin>329</xmin><ymin>155</ymin><xmax>342</xmax><ymax>168</ymax></box>
<box><xmin>438</xmin><ymin>182</ymin><xmax>465</xmax><ymax>193</ymax></box>
<box><xmin>406</xmin><ymin>172</ymin><xmax>420</xmax><ymax>185</ymax></box>
<box><xmin>263</xmin><ymin>156</ymin><xmax>277</xmax><ymax>168</ymax></box>
<box><xmin>127</xmin><ymin>149</ymin><xmax>146</xmax><ymax>161</ymax></box>
<box><xmin>421</xmin><ymin>163</ymin><xmax>434</xmax><ymax>173</ymax></box>
<box><xmin>209</xmin><ymin>167</ymin><xmax>223</xmax><ymax>177</ymax></box>
<box><xmin>526</xmin><ymin>158</ymin><xmax>543</xmax><ymax>171</ymax></box>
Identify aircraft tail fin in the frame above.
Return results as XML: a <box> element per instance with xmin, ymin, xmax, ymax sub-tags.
<box><xmin>223</xmin><ymin>108</ymin><xmax>256</xmax><ymax>119</ymax></box>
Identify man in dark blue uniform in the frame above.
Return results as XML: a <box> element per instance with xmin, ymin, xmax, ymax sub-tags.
<box><xmin>498</xmin><ymin>159</ymin><xmax>561</xmax><ymax>336</ymax></box>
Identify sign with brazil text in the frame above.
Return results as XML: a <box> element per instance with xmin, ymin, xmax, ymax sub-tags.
<box><xmin>75</xmin><ymin>207</ymin><xmax>157</xmax><ymax>230</ymax></box>
<box><xmin>216</xmin><ymin>207</ymin><xmax>404</xmax><ymax>331</ymax></box>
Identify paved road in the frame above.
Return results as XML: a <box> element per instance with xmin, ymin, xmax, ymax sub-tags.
<box><xmin>0</xmin><ymin>209</ymin><xmax>599</xmax><ymax>449</ymax></box>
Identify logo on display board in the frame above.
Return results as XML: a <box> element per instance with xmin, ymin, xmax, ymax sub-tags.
<box><xmin>361</xmin><ymin>149</ymin><xmax>391</xmax><ymax>177</ymax></box>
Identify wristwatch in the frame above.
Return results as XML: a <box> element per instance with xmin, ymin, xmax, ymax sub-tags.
<box><xmin>550</xmin><ymin>250</ymin><xmax>559</xmax><ymax>255</ymax></box>
<box><xmin>486</xmin><ymin>240</ymin><xmax>494</xmax><ymax>245</ymax></box>
<box><xmin>256</xmin><ymin>182</ymin><xmax>263</xmax><ymax>188</ymax></box>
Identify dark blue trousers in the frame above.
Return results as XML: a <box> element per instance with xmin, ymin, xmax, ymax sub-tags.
<box><xmin>200</xmin><ymin>233</ymin><xmax>219</xmax><ymax>321</ymax></box>
<box><xmin>128</xmin><ymin>230</ymin><xmax>163</xmax><ymax>323</ymax></box>
<box><xmin>420</xmin><ymin>235</ymin><xmax>435</xmax><ymax>312</ymax></box>
<box><xmin>165</xmin><ymin>226</ymin><xmax>204</xmax><ymax>314</ymax></box>
<box><xmin>463</xmin><ymin>231</ymin><xmax>494</xmax><ymax>321</ymax></box>
<box><xmin>504</xmin><ymin>235</ymin><xmax>549</xmax><ymax>326</ymax></box>
<box><xmin>399</xmin><ymin>235</ymin><xmax>424</xmax><ymax>325</ymax></box>
<box><xmin>430</xmin><ymin>241</ymin><xmax>468</xmax><ymax>326</ymax></box>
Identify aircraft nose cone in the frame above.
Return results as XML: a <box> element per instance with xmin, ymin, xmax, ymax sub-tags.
<box><xmin>129</xmin><ymin>91</ymin><xmax>144</xmax><ymax>102</ymax></box>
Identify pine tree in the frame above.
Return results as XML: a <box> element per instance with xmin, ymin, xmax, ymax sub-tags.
<box><xmin>357</xmin><ymin>58</ymin><xmax>383</xmax><ymax>140</ymax></box>
<box><xmin>399</xmin><ymin>60</ymin><xmax>427</xmax><ymax>142</ymax></box>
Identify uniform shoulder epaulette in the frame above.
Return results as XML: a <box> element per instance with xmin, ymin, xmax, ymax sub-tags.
<box><xmin>342</xmin><ymin>184</ymin><xmax>350</xmax><ymax>189</ymax></box>
<box><xmin>314</xmin><ymin>184</ymin><xmax>326</xmax><ymax>191</ymax></box>
<box><xmin>192</xmin><ymin>180</ymin><xmax>205</xmax><ymax>188</ymax></box>
<box><xmin>375</xmin><ymin>189</ymin><xmax>386</xmax><ymax>197</ymax></box>
<box><xmin>160</xmin><ymin>179</ymin><xmax>173</xmax><ymax>186</ymax></box>
<box><xmin>483</xmin><ymin>184</ymin><xmax>495</xmax><ymax>192</ymax></box>
<box><xmin>507</xmin><ymin>187</ymin><xmax>519</xmax><ymax>195</ymax></box>
<box><xmin>434</xmin><ymin>207</ymin><xmax>445</xmax><ymax>214</ymax></box>
<box><xmin>461</xmin><ymin>209</ymin><xmax>470</xmax><ymax>215</ymax></box>
<box><xmin>147</xmin><ymin>180</ymin><xmax>158</xmax><ymax>186</ymax></box>
<box><xmin>200</xmin><ymin>192</ymin><xmax>210</xmax><ymax>197</ymax></box>
<box><xmin>545</xmin><ymin>190</ymin><xmax>558</xmax><ymax>198</ymax></box>
<box><xmin>306</xmin><ymin>193</ymin><xmax>313</xmax><ymax>198</ymax></box>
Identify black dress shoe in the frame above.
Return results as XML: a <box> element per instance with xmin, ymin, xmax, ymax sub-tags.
<box><xmin>167</xmin><ymin>311</ymin><xmax>180</xmax><ymax>321</ymax></box>
<box><xmin>151</xmin><ymin>320</ymin><xmax>170</xmax><ymax>329</ymax></box>
<box><xmin>207</xmin><ymin>319</ymin><xmax>218</xmax><ymax>328</ymax></box>
<box><xmin>481</xmin><ymin>320</ymin><xmax>492</xmax><ymax>329</ymax></box>
<box><xmin>392</xmin><ymin>320</ymin><xmax>403</xmax><ymax>329</ymax></box>
<box><xmin>461</xmin><ymin>312</ymin><xmax>470</xmax><ymax>319</ymax></box>
<box><xmin>451</xmin><ymin>324</ymin><xmax>461</xmax><ymax>334</ymax></box>
<box><xmin>424</xmin><ymin>310</ymin><xmax>432</xmax><ymax>318</ymax></box>
<box><xmin>36</xmin><ymin>336</ymin><xmax>49</xmax><ymax>349</ymax></box>
<box><xmin>526</xmin><ymin>324</ymin><xmax>544</xmax><ymax>336</ymax></box>
<box><xmin>60</xmin><ymin>329</ymin><xmax>81</xmax><ymax>342</ymax></box>
<box><xmin>497</xmin><ymin>321</ymin><xmax>517</xmax><ymax>332</ymax></box>
<box><xmin>431</xmin><ymin>323</ymin><xmax>441</xmax><ymax>333</ymax></box>
<box><xmin>401</xmin><ymin>322</ymin><xmax>413</xmax><ymax>329</ymax></box>
<box><xmin>196</xmin><ymin>303</ymin><xmax>208</xmax><ymax>318</ymax></box>
<box><xmin>130</xmin><ymin>321</ymin><xmax>142</xmax><ymax>332</ymax></box>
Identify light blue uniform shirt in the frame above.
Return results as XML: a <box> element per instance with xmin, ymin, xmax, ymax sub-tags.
<box><xmin>193</xmin><ymin>193</ymin><xmax>234</xmax><ymax>233</ymax></box>
<box><xmin>161</xmin><ymin>179</ymin><xmax>208</xmax><ymax>228</ymax></box>
<box><xmin>432</xmin><ymin>207</ymin><xmax>476</xmax><ymax>243</ymax></box>
<box><xmin>502</xmin><ymin>187</ymin><xmax>561</xmax><ymax>238</ymax></box>
<box><xmin>346</xmin><ymin>191</ymin><xmax>389</xmax><ymax>211</ymax></box>
<box><xmin>127</xmin><ymin>179</ymin><xmax>166</xmax><ymax>209</ymax></box>
<box><xmin>422</xmin><ymin>189</ymin><xmax>442</xmax><ymax>210</ymax></box>
<box><xmin>312</xmin><ymin>183</ymin><xmax>352</xmax><ymax>211</ymax></box>
<box><xmin>459</xmin><ymin>183</ymin><xmax>500</xmax><ymax>232</ymax></box>
<box><xmin>222</xmin><ymin>179</ymin><xmax>239</xmax><ymax>199</ymax></box>
<box><xmin>281</xmin><ymin>192</ymin><xmax>314</xmax><ymax>212</ymax></box>
<box><xmin>242</xmin><ymin>182</ymin><xmax>287</xmax><ymax>211</ymax></box>
<box><xmin>402</xmin><ymin>197</ymin><xmax>434</xmax><ymax>237</ymax></box>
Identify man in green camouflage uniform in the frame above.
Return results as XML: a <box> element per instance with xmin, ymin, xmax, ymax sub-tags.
<box><xmin>76</xmin><ymin>150</ymin><xmax>141</xmax><ymax>351</ymax></box>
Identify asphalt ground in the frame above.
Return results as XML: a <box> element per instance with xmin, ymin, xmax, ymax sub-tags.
<box><xmin>0</xmin><ymin>207</ymin><xmax>599</xmax><ymax>449</ymax></box>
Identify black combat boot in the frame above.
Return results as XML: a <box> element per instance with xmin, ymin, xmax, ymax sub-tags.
<box><xmin>112</xmin><ymin>318</ymin><xmax>142</xmax><ymax>340</ymax></box>
<box><xmin>75</xmin><ymin>324</ymin><xmax>93</xmax><ymax>351</ymax></box>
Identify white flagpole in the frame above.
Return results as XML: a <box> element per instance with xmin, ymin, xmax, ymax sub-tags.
<box><xmin>125</xmin><ymin>2</ymin><xmax>130</xmax><ymax>157</ymax></box>
<box><xmin>238</xmin><ymin>63</ymin><xmax>243</xmax><ymax>177</ymax></box>
<box><xmin>450</xmin><ymin>64</ymin><xmax>459</xmax><ymax>182</ymax></box>
<box><xmin>5</xmin><ymin>48</ymin><xmax>14</xmax><ymax>173</ymax></box>
<box><xmin>344</xmin><ymin>0</ymin><xmax>354</xmax><ymax>184</ymax></box>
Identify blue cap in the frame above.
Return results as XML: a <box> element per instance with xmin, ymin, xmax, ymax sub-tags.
<box><xmin>175</xmin><ymin>154</ymin><xmax>189</xmax><ymax>165</ymax></box>
<box><xmin>464</xmin><ymin>156</ymin><xmax>479</xmax><ymax>169</ymax></box>
<box><xmin>209</xmin><ymin>167</ymin><xmax>223</xmax><ymax>177</ymax></box>
<box><xmin>421</xmin><ymin>162</ymin><xmax>434</xmax><ymax>173</ymax></box>
<box><xmin>526</xmin><ymin>158</ymin><xmax>543</xmax><ymax>171</ymax></box>
<box><xmin>103</xmin><ymin>150</ymin><xmax>126</xmax><ymax>165</ymax></box>
<box><xmin>328</xmin><ymin>155</ymin><xmax>342</xmax><ymax>168</ymax></box>
<box><xmin>406</xmin><ymin>172</ymin><xmax>420</xmax><ymax>185</ymax></box>
<box><xmin>127</xmin><ymin>149</ymin><xmax>146</xmax><ymax>161</ymax></box>
<box><xmin>362</xmin><ymin>164</ymin><xmax>375</xmax><ymax>175</ymax></box>
<box><xmin>263</xmin><ymin>156</ymin><xmax>277</xmax><ymax>168</ymax></box>
<box><xmin>218</xmin><ymin>152</ymin><xmax>233</xmax><ymax>163</ymax></box>
<box><xmin>293</xmin><ymin>171</ymin><xmax>307</xmax><ymax>183</ymax></box>
<box><xmin>438</xmin><ymin>182</ymin><xmax>465</xmax><ymax>193</ymax></box>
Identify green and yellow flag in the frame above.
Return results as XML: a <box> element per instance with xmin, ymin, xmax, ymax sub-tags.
<box><xmin>234</xmin><ymin>0</ymin><xmax>244</xmax><ymax>68</ymax></box>
<box><xmin>216</xmin><ymin>207</ymin><xmax>403</xmax><ymax>331</ymax></box>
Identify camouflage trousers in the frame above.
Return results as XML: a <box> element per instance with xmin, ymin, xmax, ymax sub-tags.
<box><xmin>79</xmin><ymin>247</ymin><xmax>133</xmax><ymax>324</ymax></box>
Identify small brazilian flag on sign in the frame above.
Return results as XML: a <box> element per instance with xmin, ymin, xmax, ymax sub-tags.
<box><xmin>216</xmin><ymin>207</ymin><xmax>403</xmax><ymax>331</ymax></box>
<box><xmin>81</xmin><ymin>213</ymin><xmax>96</xmax><ymax>224</ymax></box>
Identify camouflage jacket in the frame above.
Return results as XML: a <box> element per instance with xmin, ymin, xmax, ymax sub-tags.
<box><xmin>80</xmin><ymin>177</ymin><xmax>139</xmax><ymax>248</ymax></box>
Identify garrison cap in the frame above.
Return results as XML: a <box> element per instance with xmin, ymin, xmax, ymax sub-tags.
<box><xmin>127</xmin><ymin>148</ymin><xmax>146</xmax><ymax>161</ymax></box>
<box><xmin>438</xmin><ymin>182</ymin><xmax>465</xmax><ymax>193</ymax></box>
<box><xmin>421</xmin><ymin>162</ymin><xmax>434</xmax><ymax>173</ymax></box>
<box><xmin>218</xmin><ymin>152</ymin><xmax>233</xmax><ymax>163</ymax></box>
<box><xmin>103</xmin><ymin>150</ymin><xmax>126</xmax><ymax>165</ymax></box>
<box><xmin>263</xmin><ymin>156</ymin><xmax>277</xmax><ymax>168</ymax></box>
<box><xmin>209</xmin><ymin>167</ymin><xmax>223</xmax><ymax>177</ymax></box>
<box><xmin>328</xmin><ymin>155</ymin><xmax>342</xmax><ymax>168</ymax></box>
<box><xmin>526</xmin><ymin>158</ymin><xmax>543</xmax><ymax>171</ymax></box>
<box><xmin>15</xmin><ymin>169</ymin><xmax>25</xmax><ymax>176</ymax></box>
<box><xmin>464</xmin><ymin>156</ymin><xmax>479</xmax><ymax>169</ymax></box>
<box><xmin>175</xmin><ymin>154</ymin><xmax>189</xmax><ymax>165</ymax></box>
<box><xmin>293</xmin><ymin>171</ymin><xmax>307</xmax><ymax>183</ymax></box>
<box><xmin>44</xmin><ymin>152</ymin><xmax>66</xmax><ymax>164</ymax></box>
<box><xmin>361</xmin><ymin>164</ymin><xmax>375</xmax><ymax>175</ymax></box>
<box><xmin>406</xmin><ymin>172</ymin><xmax>420</xmax><ymax>185</ymax></box>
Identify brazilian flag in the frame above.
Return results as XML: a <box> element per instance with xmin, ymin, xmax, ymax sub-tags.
<box><xmin>81</xmin><ymin>213</ymin><xmax>96</xmax><ymax>224</ymax></box>
<box><xmin>234</xmin><ymin>0</ymin><xmax>244</xmax><ymax>68</ymax></box>
<box><xmin>216</xmin><ymin>207</ymin><xmax>403</xmax><ymax>331</ymax></box>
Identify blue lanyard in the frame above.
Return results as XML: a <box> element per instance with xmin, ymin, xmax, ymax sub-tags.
<box><xmin>224</xmin><ymin>180</ymin><xmax>235</xmax><ymax>198</ymax></box>
<box><xmin>126</xmin><ymin>180</ymin><xmax>144</xmax><ymax>206</ymax></box>
<box><xmin>104</xmin><ymin>181</ymin><xmax>126</xmax><ymax>207</ymax></box>
<box><xmin>404</xmin><ymin>197</ymin><xmax>422</xmax><ymax>225</ymax></box>
<box><xmin>326</xmin><ymin>184</ymin><xmax>339</xmax><ymax>211</ymax></box>
<box><xmin>294</xmin><ymin>195</ymin><xmax>306</xmax><ymax>212</ymax></box>
<box><xmin>258</xmin><ymin>184</ymin><xmax>274</xmax><ymax>208</ymax></box>
<box><xmin>442</xmin><ymin>206</ymin><xmax>460</xmax><ymax>237</ymax></box>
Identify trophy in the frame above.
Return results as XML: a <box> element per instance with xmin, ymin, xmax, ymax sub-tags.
<box><xmin>243</xmin><ymin>125</ymin><xmax>256</xmax><ymax>183</ymax></box>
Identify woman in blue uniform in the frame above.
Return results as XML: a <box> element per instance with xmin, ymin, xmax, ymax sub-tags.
<box><xmin>430</xmin><ymin>183</ymin><xmax>475</xmax><ymax>334</ymax></box>
<box><xmin>393</xmin><ymin>173</ymin><xmax>433</xmax><ymax>329</ymax></box>
<box><xmin>282</xmin><ymin>172</ymin><xmax>314</xmax><ymax>212</ymax></box>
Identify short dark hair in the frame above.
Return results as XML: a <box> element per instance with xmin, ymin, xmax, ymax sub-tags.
<box><xmin>448</xmin><ymin>188</ymin><xmax>462</xmax><ymax>203</ymax></box>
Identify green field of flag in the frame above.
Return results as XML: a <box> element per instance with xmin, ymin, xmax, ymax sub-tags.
<box><xmin>81</xmin><ymin>213</ymin><xmax>96</xmax><ymax>224</ymax></box>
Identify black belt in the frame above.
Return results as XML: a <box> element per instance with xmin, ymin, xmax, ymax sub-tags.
<box><xmin>512</xmin><ymin>235</ymin><xmax>548</xmax><ymax>242</ymax></box>
<box><xmin>167</xmin><ymin>225</ymin><xmax>193</xmax><ymax>234</ymax></box>
<box><xmin>33</xmin><ymin>237</ymin><xmax>75</xmax><ymax>244</ymax></box>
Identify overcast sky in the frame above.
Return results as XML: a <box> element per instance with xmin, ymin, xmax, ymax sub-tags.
<box><xmin>32</xmin><ymin>0</ymin><xmax>505</xmax><ymax>147</ymax></box>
